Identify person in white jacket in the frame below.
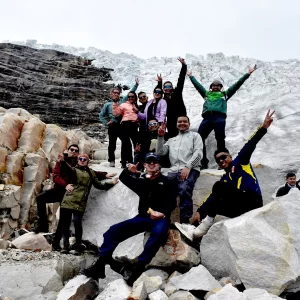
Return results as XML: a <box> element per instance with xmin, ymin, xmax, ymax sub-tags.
<box><xmin>156</xmin><ymin>116</ymin><xmax>202</xmax><ymax>223</ymax></box>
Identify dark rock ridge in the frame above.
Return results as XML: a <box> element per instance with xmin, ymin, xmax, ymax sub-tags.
<box><xmin>0</xmin><ymin>43</ymin><xmax>114</xmax><ymax>128</ymax></box>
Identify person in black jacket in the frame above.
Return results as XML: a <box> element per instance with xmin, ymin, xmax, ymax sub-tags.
<box><xmin>81</xmin><ymin>153</ymin><xmax>177</xmax><ymax>285</ymax></box>
<box><xmin>156</xmin><ymin>57</ymin><xmax>187</xmax><ymax>139</ymax></box>
<box><xmin>276</xmin><ymin>173</ymin><xmax>300</xmax><ymax>197</ymax></box>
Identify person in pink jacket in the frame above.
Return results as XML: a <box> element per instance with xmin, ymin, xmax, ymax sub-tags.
<box><xmin>112</xmin><ymin>88</ymin><xmax>139</xmax><ymax>167</ymax></box>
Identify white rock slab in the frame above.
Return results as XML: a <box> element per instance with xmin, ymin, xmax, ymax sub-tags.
<box><xmin>95</xmin><ymin>278</ymin><xmax>131</xmax><ymax>300</ymax></box>
<box><xmin>128</xmin><ymin>281</ymin><xmax>147</xmax><ymax>300</ymax></box>
<box><xmin>243</xmin><ymin>288</ymin><xmax>284</xmax><ymax>299</ymax></box>
<box><xmin>149</xmin><ymin>289</ymin><xmax>169</xmax><ymax>300</ymax></box>
<box><xmin>169</xmin><ymin>290</ymin><xmax>200</xmax><ymax>300</ymax></box>
<box><xmin>171</xmin><ymin>265</ymin><xmax>221</xmax><ymax>292</ymax></box>
<box><xmin>12</xmin><ymin>232</ymin><xmax>51</xmax><ymax>251</ymax></box>
<box><xmin>206</xmin><ymin>284</ymin><xmax>247</xmax><ymax>300</ymax></box>
<box><xmin>133</xmin><ymin>273</ymin><xmax>163</xmax><ymax>294</ymax></box>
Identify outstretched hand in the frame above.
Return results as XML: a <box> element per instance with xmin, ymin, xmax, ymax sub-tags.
<box><xmin>248</xmin><ymin>64</ymin><xmax>257</xmax><ymax>74</ymax></box>
<box><xmin>156</xmin><ymin>74</ymin><xmax>162</xmax><ymax>82</ymax></box>
<box><xmin>178</xmin><ymin>57</ymin><xmax>186</xmax><ymax>65</ymax></box>
<box><xmin>187</xmin><ymin>70</ymin><xmax>193</xmax><ymax>77</ymax></box>
<box><xmin>127</xmin><ymin>162</ymin><xmax>141</xmax><ymax>174</ymax></box>
<box><xmin>262</xmin><ymin>109</ymin><xmax>275</xmax><ymax>129</ymax></box>
<box><xmin>135</xmin><ymin>78</ymin><xmax>140</xmax><ymax>85</ymax></box>
<box><xmin>158</xmin><ymin>122</ymin><xmax>167</xmax><ymax>137</ymax></box>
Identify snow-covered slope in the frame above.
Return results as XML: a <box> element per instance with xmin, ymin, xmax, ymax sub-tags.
<box><xmin>9</xmin><ymin>40</ymin><xmax>300</xmax><ymax>173</ymax></box>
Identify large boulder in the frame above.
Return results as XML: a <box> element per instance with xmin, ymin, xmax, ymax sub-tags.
<box><xmin>12</xmin><ymin>232</ymin><xmax>51</xmax><ymax>251</ymax></box>
<box><xmin>200</xmin><ymin>190</ymin><xmax>300</xmax><ymax>296</ymax></box>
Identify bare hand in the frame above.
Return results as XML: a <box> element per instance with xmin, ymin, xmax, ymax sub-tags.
<box><xmin>191</xmin><ymin>211</ymin><xmax>201</xmax><ymax>225</ymax></box>
<box><xmin>112</xmin><ymin>177</ymin><xmax>119</xmax><ymax>185</ymax></box>
<box><xmin>262</xmin><ymin>109</ymin><xmax>275</xmax><ymax>129</ymax></box>
<box><xmin>127</xmin><ymin>162</ymin><xmax>141</xmax><ymax>174</ymax></box>
<box><xmin>156</xmin><ymin>74</ymin><xmax>162</xmax><ymax>82</ymax></box>
<box><xmin>106</xmin><ymin>173</ymin><xmax>117</xmax><ymax>179</ymax></box>
<box><xmin>107</xmin><ymin>120</ymin><xmax>113</xmax><ymax>126</ymax></box>
<box><xmin>187</xmin><ymin>70</ymin><xmax>193</xmax><ymax>77</ymax></box>
<box><xmin>150</xmin><ymin>210</ymin><xmax>165</xmax><ymax>220</ymax></box>
<box><xmin>65</xmin><ymin>184</ymin><xmax>74</xmax><ymax>193</ymax></box>
<box><xmin>158</xmin><ymin>122</ymin><xmax>167</xmax><ymax>137</ymax></box>
<box><xmin>135</xmin><ymin>78</ymin><xmax>139</xmax><ymax>85</ymax></box>
<box><xmin>178</xmin><ymin>57</ymin><xmax>186</xmax><ymax>65</ymax></box>
<box><xmin>180</xmin><ymin>167</ymin><xmax>190</xmax><ymax>181</ymax></box>
<box><xmin>135</xmin><ymin>143</ymin><xmax>141</xmax><ymax>153</ymax></box>
<box><xmin>248</xmin><ymin>64</ymin><xmax>257</xmax><ymax>74</ymax></box>
<box><xmin>58</xmin><ymin>152</ymin><xmax>67</xmax><ymax>161</ymax></box>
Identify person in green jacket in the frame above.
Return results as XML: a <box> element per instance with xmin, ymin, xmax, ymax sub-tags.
<box><xmin>187</xmin><ymin>65</ymin><xmax>257</xmax><ymax>169</ymax></box>
<box><xmin>58</xmin><ymin>153</ymin><xmax>118</xmax><ymax>254</ymax></box>
<box><xmin>99</xmin><ymin>78</ymin><xmax>139</xmax><ymax>167</ymax></box>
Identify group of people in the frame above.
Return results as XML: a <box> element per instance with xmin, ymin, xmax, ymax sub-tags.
<box><xmin>31</xmin><ymin>57</ymin><xmax>299</xmax><ymax>286</ymax></box>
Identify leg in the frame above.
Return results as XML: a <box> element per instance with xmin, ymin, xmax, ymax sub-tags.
<box><xmin>119</xmin><ymin>122</ymin><xmax>132</xmax><ymax>166</ymax></box>
<box><xmin>108</xmin><ymin>123</ymin><xmax>118</xmax><ymax>163</ymax></box>
<box><xmin>177</xmin><ymin>170</ymin><xmax>200</xmax><ymax>223</ymax></box>
<box><xmin>60</xmin><ymin>208</ymin><xmax>73</xmax><ymax>253</ymax></box>
<box><xmin>72</xmin><ymin>210</ymin><xmax>84</xmax><ymax>245</ymax></box>
<box><xmin>214</xmin><ymin>116</ymin><xmax>226</xmax><ymax>151</ymax></box>
<box><xmin>198</xmin><ymin>119</ymin><xmax>214</xmax><ymax>167</ymax></box>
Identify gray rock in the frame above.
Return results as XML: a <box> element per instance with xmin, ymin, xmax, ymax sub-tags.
<box><xmin>128</xmin><ymin>281</ymin><xmax>147</xmax><ymax>300</ymax></box>
<box><xmin>205</xmin><ymin>284</ymin><xmax>247</xmax><ymax>300</ymax></box>
<box><xmin>164</xmin><ymin>271</ymin><xmax>182</xmax><ymax>296</ymax></box>
<box><xmin>149</xmin><ymin>290</ymin><xmax>169</xmax><ymax>300</ymax></box>
<box><xmin>133</xmin><ymin>273</ymin><xmax>163</xmax><ymax>294</ymax></box>
<box><xmin>171</xmin><ymin>265</ymin><xmax>221</xmax><ymax>292</ymax></box>
<box><xmin>243</xmin><ymin>288</ymin><xmax>284</xmax><ymax>299</ymax></box>
<box><xmin>0</xmin><ymin>238</ymin><xmax>9</xmax><ymax>249</ymax></box>
<box><xmin>95</xmin><ymin>279</ymin><xmax>131</xmax><ymax>300</ymax></box>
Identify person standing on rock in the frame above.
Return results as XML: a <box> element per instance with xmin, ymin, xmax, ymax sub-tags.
<box><xmin>175</xmin><ymin>109</ymin><xmax>275</xmax><ymax>241</ymax></box>
<box><xmin>58</xmin><ymin>153</ymin><xmax>118</xmax><ymax>255</ymax></box>
<box><xmin>81</xmin><ymin>153</ymin><xmax>177</xmax><ymax>285</ymax></box>
<box><xmin>276</xmin><ymin>173</ymin><xmax>300</xmax><ymax>197</ymax></box>
<box><xmin>112</xmin><ymin>80</ymin><xmax>140</xmax><ymax>167</ymax></box>
<box><xmin>155</xmin><ymin>57</ymin><xmax>187</xmax><ymax>139</ymax></box>
<box><xmin>187</xmin><ymin>65</ymin><xmax>257</xmax><ymax>170</ymax></box>
<box><xmin>99</xmin><ymin>78</ymin><xmax>139</xmax><ymax>167</ymax></box>
<box><xmin>156</xmin><ymin>116</ymin><xmax>202</xmax><ymax>224</ymax></box>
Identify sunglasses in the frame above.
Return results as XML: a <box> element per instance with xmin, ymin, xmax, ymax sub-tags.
<box><xmin>69</xmin><ymin>148</ymin><xmax>79</xmax><ymax>153</ymax></box>
<box><xmin>164</xmin><ymin>85</ymin><xmax>172</xmax><ymax>89</ymax></box>
<box><xmin>154</xmin><ymin>90</ymin><xmax>162</xmax><ymax>94</ymax></box>
<box><xmin>128</xmin><ymin>95</ymin><xmax>135</xmax><ymax>99</ymax></box>
<box><xmin>78</xmin><ymin>157</ymin><xmax>88</xmax><ymax>162</ymax></box>
<box><xmin>215</xmin><ymin>154</ymin><xmax>229</xmax><ymax>163</ymax></box>
<box><xmin>139</xmin><ymin>95</ymin><xmax>147</xmax><ymax>99</ymax></box>
<box><xmin>148</xmin><ymin>122</ymin><xmax>159</xmax><ymax>127</ymax></box>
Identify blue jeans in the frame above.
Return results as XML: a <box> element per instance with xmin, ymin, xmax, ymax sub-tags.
<box><xmin>99</xmin><ymin>215</ymin><xmax>168</xmax><ymax>265</ymax></box>
<box><xmin>168</xmin><ymin>169</ymin><xmax>200</xmax><ymax>223</ymax></box>
<box><xmin>198</xmin><ymin>114</ymin><xmax>226</xmax><ymax>166</ymax></box>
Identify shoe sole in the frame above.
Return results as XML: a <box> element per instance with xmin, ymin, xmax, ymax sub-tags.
<box><xmin>174</xmin><ymin>222</ymin><xmax>193</xmax><ymax>242</ymax></box>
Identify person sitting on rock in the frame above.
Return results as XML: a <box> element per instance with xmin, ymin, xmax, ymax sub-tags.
<box><xmin>276</xmin><ymin>173</ymin><xmax>300</xmax><ymax>197</ymax></box>
<box><xmin>155</xmin><ymin>57</ymin><xmax>187</xmax><ymax>139</ymax></box>
<box><xmin>81</xmin><ymin>153</ymin><xmax>177</xmax><ymax>285</ymax></box>
<box><xmin>156</xmin><ymin>116</ymin><xmax>202</xmax><ymax>224</ymax></box>
<box><xmin>175</xmin><ymin>109</ymin><xmax>275</xmax><ymax>241</ymax></box>
<box><xmin>112</xmin><ymin>81</ymin><xmax>140</xmax><ymax>168</ymax></box>
<box><xmin>99</xmin><ymin>78</ymin><xmax>139</xmax><ymax>167</ymax></box>
<box><xmin>58</xmin><ymin>153</ymin><xmax>118</xmax><ymax>255</ymax></box>
<box><xmin>187</xmin><ymin>65</ymin><xmax>257</xmax><ymax>170</ymax></box>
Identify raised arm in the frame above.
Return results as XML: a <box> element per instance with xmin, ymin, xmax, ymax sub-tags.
<box><xmin>119</xmin><ymin>78</ymin><xmax>139</xmax><ymax>104</ymax></box>
<box><xmin>156</xmin><ymin>123</ymin><xmax>170</xmax><ymax>156</ymax></box>
<box><xmin>119</xmin><ymin>167</ymin><xmax>142</xmax><ymax>196</ymax></box>
<box><xmin>176</xmin><ymin>57</ymin><xmax>187</xmax><ymax>93</ymax></box>
<box><xmin>188</xmin><ymin>71</ymin><xmax>207</xmax><ymax>99</ymax></box>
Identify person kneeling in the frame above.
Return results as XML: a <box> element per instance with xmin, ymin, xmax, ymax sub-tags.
<box><xmin>81</xmin><ymin>153</ymin><xmax>177</xmax><ymax>285</ymax></box>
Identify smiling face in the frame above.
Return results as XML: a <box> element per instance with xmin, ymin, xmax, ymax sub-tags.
<box><xmin>163</xmin><ymin>82</ymin><xmax>173</xmax><ymax>95</ymax></box>
<box><xmin>286</xmin><ymin>176</ymin><xmax>296</xmax><ymax>186</ymax></box>
<box><xmin>78</xmin><ymin>156</ymin><xmax>89</xmax><ymax>167</ymax></box>
<box><xmin>211</xmin><ymin>83</ymin><xmax>222</xmax><ymax>92</ymax></box>
<box><xmin>127</xmin><ymin>92</ymin><xmax>136</xmax><ymax>104</ymax></box>
<box><xmin>143</xmin><ymin>160</ymin><xmax>160</xmax><ymax>175</ymax></box>
<box><xmin>177</xmin><ymin>116</ymin><xmax>190</xmax><ymax>132</ymax></box>
<box><xmin>153</xmin><ymin>88</ymin><xmax>163</xmax><ymax>100</ymax></box>
<box><xmin>68</xmin><ymin>145</ymin><xmax>79</xmax><ymax>158</ymax></box>
<box><xmin>215</xmin><ymin>152</ymin><xmax>232</xmax><ymax>170</ymax></box>
<box><xmin>138</xmin><ymin>92</ymin><xmax>148</xmax><ymax>104</ymax></box>
<box><xmin>111</xmin><ymin>88</ymin><xmax>120</xmax><ymax>101</ymax></box>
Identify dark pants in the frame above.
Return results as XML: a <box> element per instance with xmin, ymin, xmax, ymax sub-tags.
<box><xmin>119</xmin><ymin>121</ymin><xmax>139</xmax><ymax>165</ymax></box>
<box><xmin>168</xmin><ymin>169</ymin><xmax>200</xmax><ymax>223</ymax></box>
<box><xmin>200</xmin><ymin>181</ymin><xmax>263</xmax><ymax>219</ymax></box>
<box><xmin>108</xmin><ymin>123</ymin><xmax>125</xmax><ymax>163</ymax></box>
<box><xmin>198</xmin><ymin>114</ymin><xmax>226</xmax><ymax>166</ymax></box>
<box><xmin>99</xmin><ymin>215</ymin><xmax>168</xmax><ymax>266</ymax></box>
<box><xmin>60</xmin><ymin>208</ymin><xmax>84</xmax><ymax>247</ymax></box>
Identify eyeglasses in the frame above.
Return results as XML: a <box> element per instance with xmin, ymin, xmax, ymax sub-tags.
<box><xmin>215</xmin><ymin>154</ymin><xmax>229</xmax><ymax>163</ymax></box>
<box><xmin>139</xmin><ymin>95</ymin><xmax>147</xmax><ymax>100</ymax></box>
<box><xmin>212</xmin><ymin>84</ymin><xmax>222</xmax><ymax>88</ymax></box>
<box><xmin>128</xmin><ymin>95</ymin><xmax>135</xmax><ymax>99</ymax></box>
<box><xmin>78</xmin><ymin>157</ymin><xmax>88</xmax><ymax>162</ymax></box>
<box><xmin>164</xmin><ymin>85</ymin><xmax>172</xmax><ymax>89</ymax></box>
<box><xmin>69</xmin><ymin>148</ymin><xmax>79</xmax><ymax>153</ymax></box>
<box><xmin>154</xmin><ymin>90</ymin><xmax>162</xmax><ymax>94</ymax></box>
<box><xmin>148</xmin><ymin>122</ymin><xmax>159</xmax><ymax>127</ymax></box>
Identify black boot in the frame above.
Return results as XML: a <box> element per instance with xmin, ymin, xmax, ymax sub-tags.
<box><xmin>108</xmin><ymin>258</ymin><xmax>125</xmax><ymax>274</ymax></box>
<box><xmin>80</xmin><ymin>257</ymin><xmax>107</xmax><ymax>280</ymax></box>
<box><xmin>61</xmin><ymin>241</ymin><xmax>70</xmax><ymax>254</ymax></box>
<box><xmin>31</xmin><ymin>222</ymin><xmax>48</xmax><ymax>234</ymax></box>
<box><xmin>122</xmin><ymin>263</ymin><xmax>145</xmax><ymax>286</ymax></box>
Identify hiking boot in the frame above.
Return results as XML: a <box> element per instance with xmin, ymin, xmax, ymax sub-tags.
<box><xmin>109</xmin><ymin>161</ymin><xmax>115</xmax><ymax>167</ymax></box>
<box><xmin>80</xmin><ymin>257</ymin><xmax>106</xmax><ymax>280</ymax></box>
<box><xmin>31</xmin><ymin>223</ymin><xmax>48</xmax><ymax>234</ymax></box>
<box><xmin>200</xmin><ymin>164</ymin><xmax>208</xmax><ymax>170</ymax></box>
<box><xmin>109</xmin><ymin>258</ymin><xmax>125</xmax><ymax>274</ymax></box>
<box><xmin>175</xmin><ymin>222</ymin><xmax>196</xmax><ymax>241</ymax></box>
<box><xmin>61</xmin><ymin>246</ymin><xmax>70</xmax><ymax>254</ymax></box>
<box><xmin>193</xmin><ymin>219</ymin><xmax>213</xmax><ymax>239</ymax></box>
<box><xmin>71</xmin><ymin>243</ymin><xmax>86</xmax><ymax>256</ymax></box>
<box><xmin>51</xmin><ymin>242</ymin><xmax>62</xmax><ymax>252</ymax></box>
<box><xmin>122</xmin><ymin>264</ymin><xmax>145</xmax><ymax>286</ymax></box>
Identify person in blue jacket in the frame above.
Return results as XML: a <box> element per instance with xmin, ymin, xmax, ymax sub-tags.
<box><xmin>175</xmin><ymin>109</ymin><xmax>275</xmax><ymax>241</ymax></box>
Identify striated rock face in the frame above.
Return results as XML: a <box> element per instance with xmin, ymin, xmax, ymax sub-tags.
<box><xmin>0</xmin><ymin>43</ymin><xmax>113</xmax><ymax>131</ymax></box>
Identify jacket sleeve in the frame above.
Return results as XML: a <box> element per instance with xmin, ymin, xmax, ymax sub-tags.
<box><xmin>157</xmin><ymin>99</ymin><xmax>167</xmax><ymax>123</ymax></box>
<box><xmin>138</xmin><ymin>102</ymin><xmax>149</xmax><ymax>120</ymax></box>
<box><xmin>237</xmin><ymin>126</ymin><xmax>267</xmax><ymax>165</ymax></box>
<box><xmin>94</xmin><ymin>171</ymin><xmax>108</xmax><ymax>180</ymax></box>
<box><xmin>156</xmin><ymin>136</ymin><xmax>169</xmax><ymax>156</ymax></box>
<box><xmin>112</xmin><ymin>102</ymin><xmax>124</xmax><ymax>116</ymax></box>
<box><xmin>186</xmin><ymin>133</ymin><xmax>202</xmax><ymax>169</ymax></box>
<box><xmin>119</xmin><ymin>168</ymin><xmax>142</xmax><ymax>196</ymax></box>
<box><xmin>154</xmin><ymin>81</ymin><xmax>163</xmax><ymax>90</ymax></box>
<box><xmin>53</xmin><ymin>161</ymin><xmax>68</xmax><ymax>187</ymax></box>
<box><xmin>276</xmin><ymin>186</ymin><xmax>286</xmax><ymax>197</ymax></box>
<box><xmin>189</xmin><ymin>76</ymin><xmax>207</xmax><ymax>99</ymax></box>
<box><xmin>99</xmin><ymin>103</ymin><xmax>108</xmax><ymax>125</ymax></box>
<box><xmin>91</xmin><ymin>171</ymin><xmax>111</xmax><ymax>190</ymax></box>
<box><xmin>225</xmin><ymin>73</ymin><xmax>250</xmax><ymax>100</ymax></box>
<box><xmin>176</xmin><ymin>63</ymin><xmax>187</xmax><ymax>93</ymax></box>
<box><xmin>119</xmin><ymin>83</ymin><xmax>139</xmax><ymax>104</ymax></box>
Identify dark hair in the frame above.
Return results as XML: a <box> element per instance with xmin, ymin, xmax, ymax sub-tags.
<box><xmin>286</xmin><ymin>172</ymin><xmax>296</xmax><ymax>179</ymax></box>
<box><xmin>163</xmin><ymin>81</ymin><xmax>173</xmax><ymax>88</ymax></box>
<box><xmin>138</xmin><ymin>91</ymin><xmax>146</xmax><ymax>97</ymax></box>
<box><xmin>110</xmin><ymin>87</ymin><xmax>121</xmax><ymax>94</ymax></box>
<box><xmin>68</xmin><ymin>144</ymin><xmax>79</xmax><ymax>151</ymax></box>
<box><xmin>177</xmin><ymin>115</ymin><xmax>190</xmax><ymax>123</ymax></box>
<box><xmin>127</xmin><ymin>91</ymin><xmax>138</xmax><ymax>109</ymax></box>
<box><xmin>214</xmin><ymin>148</ymin><xmax>230</xmax><ymax>158</ymax></box>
